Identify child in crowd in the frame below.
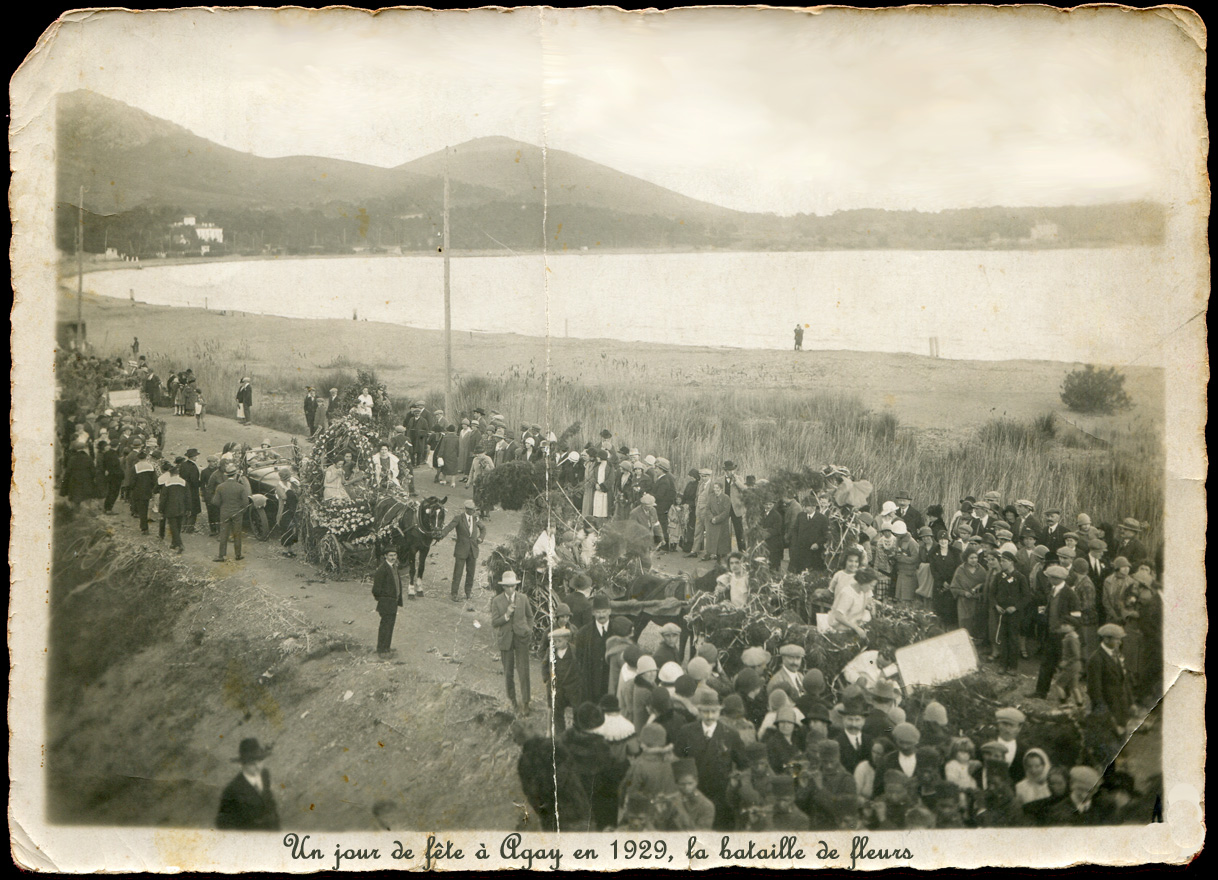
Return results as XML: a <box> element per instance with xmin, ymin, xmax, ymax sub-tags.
<box><xmin>195</xmin><ymin>389</ymin><xmax>207</xmax><ymax>431</ymax></box>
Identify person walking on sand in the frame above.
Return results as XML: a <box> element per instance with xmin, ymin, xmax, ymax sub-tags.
<box><xmin>371</xmin><ymin>550</ymin><xmax>403</xmax><ymax>657</ymax></box>
<box><xmin>794</xmin><ymin>324</ymin><xmax>804</xmax><ymax>351</ymax></box>
<box><xmin>216</xmin><ymin>738</ymin><xmax>280</xmax><ymax>831</ymax></box>
<box><xmin>491</xmin><ymin>571</ymin><xmax>534</xmax><ymax>714</ymax></box>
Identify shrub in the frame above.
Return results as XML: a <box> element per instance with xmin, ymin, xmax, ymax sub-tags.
<box><xmin>1060</xmin><ymin>364</ymin><xmax>1133</xmax><ymax>414</ymax></box>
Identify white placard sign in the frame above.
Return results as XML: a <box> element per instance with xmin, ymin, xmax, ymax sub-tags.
<box><xmin>106</xmin><ymin>389</ymin><xmax>142</xmax><ymax>409</ymax></box>
<box><xmin>894</xmin><ymin>628</ymin><xmax>979</xmax><ymax>687</ymax></box>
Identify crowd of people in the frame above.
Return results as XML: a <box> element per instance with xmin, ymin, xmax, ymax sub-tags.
<box><xmin>55</xmin><ymin>357</ymin><xmax>1161</xmax><ymax>832</ymax></box>
<box><xmin>513</xmin><ymin>581</ymin><xmax>1156</xmax><ymax>831</ymax></box>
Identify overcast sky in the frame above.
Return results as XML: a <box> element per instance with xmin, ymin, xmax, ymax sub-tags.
<box><xmin>37</xmin><ymin>6</ymin><xmax>1199</xmax><ymax>215</ymax></box>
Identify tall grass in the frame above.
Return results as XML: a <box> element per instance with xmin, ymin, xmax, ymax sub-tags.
<box><xmin>112</xmin><ymin>338</ymin><xmax>1163</xmax><ymax>555</ymax></box>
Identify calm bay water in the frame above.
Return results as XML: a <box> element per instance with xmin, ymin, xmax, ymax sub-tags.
<box><xmin>83</xmin><ymin>247</ymin><xmax>1173</xmax><ymax>363</ymax></box>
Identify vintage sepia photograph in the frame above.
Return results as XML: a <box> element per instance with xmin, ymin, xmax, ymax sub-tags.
<box><xmin>10</xmin><ymin>5</ymin><xmax>1206</xmax><ymax>871</ymax></box>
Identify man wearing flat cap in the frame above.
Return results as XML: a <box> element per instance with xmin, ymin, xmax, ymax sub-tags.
<box><xmin>1034</xmin><ymin>564</ymin><xmax>1082</xmax><ymax>699</ymax></box>
<box><xmin>769</xmin><ymin>644</ymin><xmax>806</xmax><ymax>697</ymax></box>
<box><xmin>1088</xmin><ymin>624</ymin><xmax>1134</xmax><ymax>743</ymax></box>
<box><xmin>630</xmin><ymin>492</ymin><xmax>664</xmax><ymax>555</ymax></box>
<box><xmin>216</xmin><ymin>738</ymin><xmax>280</xmax><ymax>830</ymax></box>
<box><xmin>439</xmin><ymin>499</ymin><xmax>486</xmax><ymax>603</ymax></box>
<box><xmin>653</xmin><ymin>622</ymin><xmax>683</xmax><ymax>669</ymax></box>
<box><xmin>991</xmin><ymin>707</ymin><xmax>1029</xmax><ymax>785</ymax></box>
<box><xmin>873</xmin><ymin>722</ymin><xmax>942</xmax><ymax>798</ymax></box>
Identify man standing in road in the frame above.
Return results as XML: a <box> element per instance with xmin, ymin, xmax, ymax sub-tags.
<box><xmin>440</xmin><ymin>499</ymin><xmax>486</xmax><ymax>603</ymax></box>
<box><xmin>794</xmin><ymin>324</ymin><xmax>804</xmax><ymax>351</ymax></box>
<box><xmin>405</xmin><ymin>400</ymin><xmax>433</xmax><ymax>469</ymax></box>
<box><xmin>212</xmin><ymin>463</ymin><xmax>251</xmax><ymax>562</ymax></box>
<box><xmin>181</xmin><ymin>447</ymin><xmax>202</xmax><ymax>533</ymax></box>
<box><xmin>491</xmin><ymin>571</ymin><xmax>533</xmax><ymax>714</ymax></box>
<box><xmin>371</xmin><ymin>550</ymin><xmax>403</xmax><ymax>657</ymax></box>
<box><xmin>236</xmin><ymin>376</ymin><xmax>253</xmax><ymax>425</ymax></box>
<box><xmin>303</xmin><ymin>386</ymin><xmax>319</xmax><ymax>436</ymax></box>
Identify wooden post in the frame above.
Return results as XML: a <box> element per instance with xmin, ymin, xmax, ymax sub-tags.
<box><xmin>76</xmin><ymin>185</ymin><xmax>85</xmax><ymax>343</ymax></box>
<box><xmin>443</xmin><ymin>145</ymin><xmax>452</xmax><ymax>418</ymax></box>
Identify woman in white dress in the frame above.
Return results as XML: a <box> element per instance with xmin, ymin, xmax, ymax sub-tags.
<box><xmin>323</xmin><ymin>460</ymin><xmax>350</xmax><ymax>502</ymax></box>
<box><xmin>715</xmin><ymin>552</ymin><xmax>751</xmax><ymax>607</ymax></box>
<box><xmin>355</xmin><ymin>387</ymin><xmax>374</xmax><ymax>419</ymax></box>
<box><xmin>828</xmin><ymin>548</ymin><xmax>863</xmax><ymax>598</ymax></box>
<box><xmin>592</xmin><ymin>450</ymin><xmax>611</xmax><ymax>519</ymax></box>
<box><xmin>830</xmin><ymin>567</ymin><xmax>877</xmax><ymax>636</ymax></box>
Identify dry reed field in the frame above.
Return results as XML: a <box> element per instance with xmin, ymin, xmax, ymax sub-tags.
<box><xmin>67</xmin><ymin>292</ymin><xmax>1165</xmax><ymax>555</ymax></box>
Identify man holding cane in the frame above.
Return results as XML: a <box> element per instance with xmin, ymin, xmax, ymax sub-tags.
<box><xmin>490</xmin><ymin>571</ymin><xmax>533</xmax><ymax>714</ymax></box>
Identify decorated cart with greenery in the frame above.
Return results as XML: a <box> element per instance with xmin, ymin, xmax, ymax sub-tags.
<box><xmin>294</xmin><ymin>415</ymin><xmax>414</xmax><ymax>576</ymax></box>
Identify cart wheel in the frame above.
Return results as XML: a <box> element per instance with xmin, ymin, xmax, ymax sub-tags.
<box><xmin>250</xmin><ymin>506</ymin><xmax>271</xmax><ymax>541</ymax></box>
<box><xmin>319</xmin><ymin>533</ymin><xmax>343</xmax><ymax>577</ymax></box>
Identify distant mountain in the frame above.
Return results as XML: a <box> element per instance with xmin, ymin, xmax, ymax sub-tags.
<box><xmin>56</xmin><ymin>89</ymin><xmax>1165</xmax><ymax>256</ymax></box>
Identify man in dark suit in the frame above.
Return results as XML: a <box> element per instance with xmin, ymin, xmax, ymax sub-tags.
<box><xmin>830</xmin><ymin>689</ymin><xmax>873</xmax><ymax>774</ymax></box>
<box><xmin>1013</xmin><ymin>499</ymin><xmax>1043</xmax><ymax>542</ymax></box>
<box><xmin>652</xmin><ymin>458</ymin><xmax>678</xmax><ymax>548</ymax></box>
<box><xmin>873</xmin><ymin>723</ymin><xmax>942</xmax><ymax>798</ymax></box>
<box><xmin>574</xmin><ymin>593</ymin><xmax>613</xmax><ymax>703</ymax></box>
<box><xmin>894</xmin><ymin>491</ymin><xmax>924</xmax><ymax>535</ymax></box>
<box><xmin>180</xmin><ymin>448</ymin><xmax>202</xmax><ymax>533</ymax></box>
<box><xmin>722</xmin><ymin>461</ymin><xmax>748</xmax><ymax>553</ymax></box>
<box><xmin>542</xmin><ymin>627</ymin><xmax>580</xmax><ymax>733</ymax></box>
<box><xmin>1041</xmin><ymin>508</ymin><xmax>1067</xmax><ymax>558</ymax></box>
<box><xmin>564</xmin><ymin>573</ymin><xmax>594</xmax><ymax>632</ymax></box>
<box><xmin>1034</xmin><ymin>565</ymin><xmax>1082</xmax><ymax>698</ymax></box>
<box><xmin>235</xmin><ymin>376</ymin><xmax>253</xmax><ymax>425</ymax></box>
<box><xmin>1112</xmin><ymin>518</ymin><xmax>1148</xmax><ymax>571</ymax></box>
<box><xmin>404</xmin><ymin>400</ymin><xmax>434</xmax><ymax>468</ymax></box>
<box><xmin>216</xmin><ymin>738</ymin><xmax>280</xmax><ymax>830</ymax></box>
<box><xmin>371</xmin><ymin>550</ymin><xmax>403</xmax><ymax>656</ymax></box>
<box><xmin>439</xmin><ymin>499</ymin><xmax>486</xmax><ymax>602</ymax></box>
<box><xmin>672</xmin><ymin>689</ymin><xmax>747</xmax><ymax>831</ymax></box>
<box><xmin>490</xmin><ymin>571</ymin><xmax>534</xmax><ymax>713</ymax></box>
<box><xmin>303</xmin><ymin>386</ymin><xmax>319</xmax><ymax>436</ymax></box>
<box><xmin>993</xmin><ymin>707</ymin><xmax>1029</xmax><ymax>785</ymax></box>
<box><xmin>787</xmin><ymin>497</ymin><xmax>828</xmax><ymax>574</ymax></box>
<box><xmin>1088</xmin><ymin>624</ymin><xmax>1134</xmax><ymax>732</ymax></box>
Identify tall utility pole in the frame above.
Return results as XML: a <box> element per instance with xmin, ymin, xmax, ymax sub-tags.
<box><xmin>443</xmin><ymin>145</ymin><xmax>452</xmax><ymax>418</ymax></box>
<box><xmin>76</xmin><ymin>185</ymin><xmax>85</xmax><ymax>345</ymax></box>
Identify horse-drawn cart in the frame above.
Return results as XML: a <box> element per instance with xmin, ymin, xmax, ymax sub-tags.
<box><xmin>292</xmin><ymin>416</ymin><xmax>412</xmax><ymax>577</ymax></box>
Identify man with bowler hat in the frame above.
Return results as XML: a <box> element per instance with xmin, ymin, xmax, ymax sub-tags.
<box><xmin>575</xmin><ymin>593</ymin><xmax>613</xmax><ymax>703</ymax></box>
<box><xmin>371</xmin><ymin>549</ymin><xmax>403</xmax><ymax>657</ymax></box>
<box><xmin>216</xmin><ymin>738</ymin><xmax>280</xmax><ymax>830</ymax></box>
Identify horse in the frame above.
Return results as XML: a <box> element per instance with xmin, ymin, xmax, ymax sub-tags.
<box><xmin>395</xmin><ymin>495</ymin><xmax>447</xmax><ymax>586</ymax></box>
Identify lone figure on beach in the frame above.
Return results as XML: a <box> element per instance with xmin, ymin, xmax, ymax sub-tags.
<box><xmin>794</xmin><ymin>324</ymin><xmax>804</xmax><ymax>351</ymax></box>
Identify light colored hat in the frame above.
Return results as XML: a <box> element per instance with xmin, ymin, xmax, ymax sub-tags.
<box><xmin>891</xmin><ymin>520</ymin><xmax>909</xmax><ymax>536</ymax></box>
<box><xmin>1045</xmin><ymin>565</ymin><xmax>1069</xmax><ymax>579</ymax></box>
<box><xmin>1120</xmin><ymin>517</ymin><xmax>1144</xmax><ymax>532</ymax></box>
<box><xmin>550</xmin><ymin>628</ymin><xmax>571</xmax><ymax>639</ymax></box>
<box><xmin>893</xmin><ymin>722</ymin><xmax>921</xmax><ymax>745</ymax></box>
<box><xmin>655</xmin><ymin>457</ymin><xmax>671</xmax><ymax>471</ymax></box>
<box><xmin>644</xmin><ymin>455</ymin><xmax>656</xmax><ymax>466</ymax></box>
<box><xmin>658</xmin><ymin>661</ymin><xmax>684</xmax><ymax>684</ymax></box>
<box><xmin>1069</xmin><ymin>765</ymin><xmax>1101</xmax><ymax>788</ymax></box>
<box><xmin>922</xmin><ymin>701</ymin><xmax>949</xmax><ymax>727</ymax></box>
<box><xmin>1015</xmin><ymin>499</ymin><xmax>1035</xmax><ymax>509</ymax></box>
<box><xmin>659</xmin><ymin>622</ymin><xmax>681</xmax><ymax>635</ymax></box>
<box><xmin>1032</xmin><ymin>545</ymin><xmax>1050</xmax><ymax>558</ymax></box>
<box><xmin>880</xmin><ymin>501</ymin><xmax>898</xmax><ymax>516</ymax></box>
<box><xmin>628</xmin><ymin>448</ymin><xmax>640</xmax><ymax>456</ymax></box>
<box><xmin>698</xmin><ymin>467</ymin><xmax>712</xmax><ymax>477</ymax></box>
<box><xmin>1076</xmin><ymin>513</ymin><xmax>1092</xmax><ymax>524</ymax></box>
<box><xmin>499</xmin><ymin>571</ymin><xmax>520</xmax><ymax>586</ymax></box>
<box><xmin>775</xmin><ymin>706</ymin><xmax>797</xmax><ymax>725</ymax></box>
<box><xmin>741</xmin><ymin>647</ymin><xmax>771</xmax><ymax>667</ymax></box>
<box><xmin>995</xmin><ymin>707</ymin><xmax>1026</xmax><ymax>724</ymax></box>
<box><xmin>984</xmin><ymin>491</ymin><xmax>1002</xmax><ymax>503</ymax></box>
<box><xmin>641</xmin><ymin>493</ymin><xmax>656</xmax><ymax>506</ymax></box>
<box><xmin>1111</xmin><ymin>556</ymin><xmax>1130</xmax><ymax>569</ymax></box>
<box><xmin>635</xmin><ymin>655</ymin><xmax>658</xmax><ymax>675</ymax></box>
<box><xmin>464</xmin><ymin>499</ymin><xmax>476</xmax><ymax>510</ymax></box>
<box><xmin>686</xmin><ymin>657</ymin><xmax>711</xmax><ymax>681</ymax></box>
<box><xmin>566</xmin><ymin>451</ymin><xmax>580</xmax><ymax>463</ymax></box>
<box><xmin>1098</xmin><ymin>623</ymin><xmax>1126</xmax><ymax>639</ymax></box>
<box><xmin>778</xmin><ymin>644</ymin><xmax>805</xmax><ymax>659</ymax></box>
<box><xmin>979</xmin><ymin>740</ymin><xmax>1008</xmax><ymax>758</ymax></box>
